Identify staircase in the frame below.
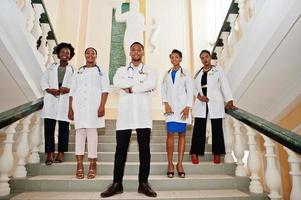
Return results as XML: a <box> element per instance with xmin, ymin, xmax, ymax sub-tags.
<box><xmin>9</xmin><ymin>120</ymin><xmax>268</xmax><ymax>199</ymax></box>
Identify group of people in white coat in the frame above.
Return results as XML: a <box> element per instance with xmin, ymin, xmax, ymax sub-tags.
<box><xmin>40</xmin><ymin>41</ymin><xmax>234</xmax><ymax>198</ymax></box>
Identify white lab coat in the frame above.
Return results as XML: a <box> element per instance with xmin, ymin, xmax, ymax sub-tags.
<box><xmin>40</xmin><ymin>63</ymin><xmax>74</xmax><ymax>122</ymax></box>
<box><xmin>161</xmin><ymin>67</ymin><xmax>193</xmax><ymax>124</ymax></box>
<box><xmin>193</xmin><ymin>66</ymin><xmax>233</xmax><ymax>119</ymax></box>
<box><xmin>113</xmin><ymin>63</ymin><xmax>157</xmax><ymax>130</ymax></box>
<box><xmin>69</xmin><ymin>66</ymin><xmax>110</xmax><ymax>129</ymax></box>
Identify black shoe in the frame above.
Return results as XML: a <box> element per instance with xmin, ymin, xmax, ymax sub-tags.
<box><xmin>100</xmin><ymin>182</ymin><xmax>123</xmax><ymax>198</ymax></box>
<box><xmin>138</xmin><ymin>182</ymin><xmax>157</xmax><ymax>197</ymax></box>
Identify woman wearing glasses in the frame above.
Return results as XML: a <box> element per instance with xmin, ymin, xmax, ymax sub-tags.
<box><xmin>161</xmin><ymin>49</ymin><xmax>193</xmax><ymax>178</ymax></box>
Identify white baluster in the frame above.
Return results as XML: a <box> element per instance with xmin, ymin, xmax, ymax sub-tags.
<box><xmin>262</xmin><ymin>135</ymin><xmax>282</xmax><ymax>200</ymax></box>
<box><xmin>245</xmin><ymin>125</ymin><xmax>263</xmax><ymax>193</ymax></box>
<box><xmin>22</xmin><ymin>0</ymin><xmax>34</xmax><ymax>32</ymax></box>
<box><xmin>39</xmin><ymin>119</ymin><xmax>45</xmax><ymax>152</ymax></box>
<box><xmin>215</xmin><ymin>46</ymin><xmax>223</xmax><ymax>66</ymax></box>
<box><xmin>236</xmin><ymin>0</ymin><xmax>248</xmax><ymax>37</ymax></box>
<box><xmin>28</xmin><ymin>113</ymin><xmax>42</xmax><ymax>163</ymax></box>
<box><xmin>31</xmin><ymin>4</ymin><xmax>42</xmax><ymax>41</ymax></box>
<box><xmin>227</xmin><ymin>14</ymin><xmax>238</xmax><ymax>56</ymax></box>
<box><xmin>246</xmin><ymin>0</ymin><xmax>256</xmax><ymax>20</ymax></box>
<box><xmin>13</xmin><ymin>116</ymin><xmax>32</xmax><ymax>178</ymax></box>
<box><xmin>39</xmin><ymin>23</ymin><xmax>50</xmax><ymax>63</ymax></box>
<box><xmin>46</xmin><ymin>39</ymin><xmax>56</xmax><ymax>66</ymax></box>
<box><xmin>0</xmin><ymin>121</ymin><xmax>19</xmax><ymax>196</ymax></box>
<box><xmin>223</xmin><ymin>116</ymin><xmax>234</xmax><ymax>163</ymax></box>
<box><xmin>233</xmin><ymin>119</ymin><xmax>247</xmax><ymax>176</ymax></box>
<box><xmin>220</xmin><ymin>32</ymin><xmax>230</xmax><ymax>63</ymax></box>
<box><xmin>284</xmin><ymin>147</ymin><xmax>301</xmax><ymax>200</ymax></box>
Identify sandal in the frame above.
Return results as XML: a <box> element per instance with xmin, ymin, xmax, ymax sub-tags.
<box><xmin>54</xmin><ymin>152</ymin><xmax>64</xmax><ymax>163</ymax></box>
<box><xmin>166</xmin><ymin>164</ymin><xmax>174</xmax><ymax>178</ymax></box>
<box><xmin>76</xmin><ymin>155</ymin><xmax>84</xmax><ymax>179</ymax></box>
<box><xmin>87</xmin><ymin>158</ymin><xmax>97</xmax><ymax>179</ymax></box>
<box><xmin>45</xmin><ymin>159</ymin><xmax>53</xmax><ymax>165</ymax></box>
<box><xmin>176</xmin><ymin>163</ymin><xmax>185</xmax><ymax>178</ymax></box>
<box><xmin>45</xmin><ymin>152</ymin><xmax>54</xmax><ymax>165</ymax></box>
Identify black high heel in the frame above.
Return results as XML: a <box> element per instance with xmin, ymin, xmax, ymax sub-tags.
<box><xmin>166</xmin><ymin>164</ymin><xmax>174</xmax><ymax>178</ymax></box>
<box><xmin>176</xmin><ymin>163</ymin><xmax>185</xmax><ymax>178</ymax></box>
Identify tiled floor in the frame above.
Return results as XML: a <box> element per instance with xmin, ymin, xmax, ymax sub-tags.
<box><xmin>11</xmin><ymin>190</ymin><xmax>250</xmax><ymax>200</ymax></box>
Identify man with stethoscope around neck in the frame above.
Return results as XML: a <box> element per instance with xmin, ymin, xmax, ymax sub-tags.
<box><xmin>101</xmin><ymin>42</ymin><xmax>157</xmax><ymax>198</ymax></box>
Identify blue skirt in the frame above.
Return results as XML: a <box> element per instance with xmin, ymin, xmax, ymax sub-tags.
<box><xmin>166</xmin><ymin>122</ymin><xmax>187</xmax><ymax>133</ymax></box>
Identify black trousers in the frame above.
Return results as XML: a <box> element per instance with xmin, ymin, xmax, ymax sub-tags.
<box><xmin>44</xmin><ymin>118</ymin><xmax>69</xmax><ymax>153</ymax></box>
<box><xmin>190</xmin><ymin>117</ymin><xmax>225</xmax><ymax>155</ymax></box>
<box><xmin>113</xmin><ymin>128</ymin><xmax>151</xmax><ymax>183</ymax></box>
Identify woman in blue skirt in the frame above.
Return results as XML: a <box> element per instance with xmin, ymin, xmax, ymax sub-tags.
<box><xmin>161</xmin><ymin>49</ymin><xmax>193</xmax><ymax>178</ymax></box>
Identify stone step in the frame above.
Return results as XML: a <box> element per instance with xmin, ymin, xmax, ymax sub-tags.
<box><xmin>26</xmin><ymin>162</ymin><xmax>235</xmax><ymax>176</ymax></box>
<box><xmin>10</xmin><ymin>175</ymin><xmax>249</xmax><ymax>192</ymax></box>
<box><xmin>39</xmin><ymin>152</ymin><xmax>217</xmax><ymax>162</ymax></box>
<box><xmin>11</xmin><ymin>190</ymin><xmax>268</xmax><ymax>200</ymax></box>
<box><xmin>69</xmin><ymin>129</ymin><xmax>194</xmax><ymax>136</ymax></box>
<box><xmin>68</xmin><ymin>135</ymin><xmax>194</xmax><ymax>143</ymax></box>
<box><xmin>57</xmin><ymin>143</ymin><xmax>210</xmax><ymax>152</ymax></box>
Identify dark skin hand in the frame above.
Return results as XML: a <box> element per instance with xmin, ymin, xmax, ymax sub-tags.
<box><xmin>225</xmin><ymin>100</ymin><xmax>236</xmax><ymax>109</ymax></box>
<box><xmin>197</xmin><ymin>94</ymin><xmax>209</xmax><ymax>102</ymax></box>
<box><xmin>46</xmin><ymin>88</ymin><xmax>60</xmax><ymax>97</ymax></box>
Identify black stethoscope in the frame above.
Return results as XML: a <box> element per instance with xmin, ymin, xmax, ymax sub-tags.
<box><xmin>77</xmin><ymin>65</ymin><xmax>102</xmax><ymax>76</ymax></box>
<box><xmin>127</xmin><ymin>63</ymin><xmax>145</xmax><ymax>78</ymax></box>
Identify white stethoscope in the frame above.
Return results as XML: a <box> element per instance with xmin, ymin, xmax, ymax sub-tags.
<box><xmin>78</xmin><ymin>65</ymin><xmax>102</xmax><ymax>76</ymax></box>
<box><xmin>127</xmin><ymin>63</ymin><xmax>145</xmax><ymax>79</ymax></box>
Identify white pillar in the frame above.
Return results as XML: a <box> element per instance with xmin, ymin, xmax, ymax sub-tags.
<box><xmin>233</xmin><ymin>119</ymin><xmax>247</xmax><ymax>176</ymax></box>
<box><xmin>28</xmin><ymin>113</ymin><xmax>42</xmax><ymax>163</ymax></box>
<box><xmin>215</xmin><ymin>46</ymin><xmax>223</xmax><ymax>66</ymax></box>
<box><xmin>224</xmin><ymin>116</ymin><xmax>234</xmax><ymax>163</ymax></box>
<box><xmin>262</xmin><ymin>135</ymin><xmax>282</xmax><ymax>200</ymax></box>
<box><xmin>245</xmin><ymin>125</ymin><xmax>263</xmax><ymax>193</ymax></box>
<box><xmin>284</xmin><ymin>147</ymin><xmax>301</xmax><ymax>200</ymax></box>
<box><xmin>220</xmin><ymin>32</ymin><xmax>230</xmax><ymax>63</ymax></box>
<box><xmin>13</xmin><ymin>116</ymin><xmax>32</xmax><ymax>178</ymax></box>
<box><xmin>0</xmin><ymin>122</ymin><xmax>19</xmax><ymax>196</ymax></box>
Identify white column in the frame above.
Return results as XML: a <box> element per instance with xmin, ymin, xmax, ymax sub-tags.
<box><xmin>284</xmin><ymin>147</ymin><xmax>301</xmax><ymax>200</ymax></box>
<box><xmin>31</xmin><ymin>4</ymin><xmax>42</xmax><ymax>41</ymax></box>
<box><xmin>233</xmin><ymin>119</ymin><xmax>247</xmax><ymax>176</ymax></box>
<box><xmin>223</xmin><ymin>116</ymin><xmax>234</xmax><ymax>163</ymax></box>
<box><xmin>13</xmin><ymin>115</ymin><xmax>32</xmax><ymax>178</ymax></box>
<box><xmin>263</xmin><ymin>135</ymin><xmax>282</xmax><ymax>200</ymax></box>
<box><xmin>28</xmin><ymin>113</ymin><xmax>42</xmax><ymax>163</ymax></box>
<box><xmin>0</xmin><ymin>122</ymin><xmax>19</xmax><ymax>196</ymax></box>
<box><xmin>245</xmin><ymin>125</ymin><xmax>263</xmax><ymax>193</ymax></box>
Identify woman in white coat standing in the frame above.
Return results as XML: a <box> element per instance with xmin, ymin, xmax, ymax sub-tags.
<box><xmin>68</xmin><ymin>47</ymin><xmax>109</xmax><ymax>179</ymax></box>
<box><xmin>161</xmin><ymin>49</ymin><xmax>193</xmax><ymax>178</ymax></box>
<box><xmin>40</xmin><ymin>42</ymin><xmax>75</xmax><ymax>165</ymax></box>
<box><xmin>190</xmin><ymin>50</ymin><xmax>235</xmax><ymax>164</ymax></box>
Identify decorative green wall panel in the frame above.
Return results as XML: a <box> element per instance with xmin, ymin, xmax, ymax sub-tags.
<box><xmin>109</xmin><ymin>3</ymin><xmax>129</xmax><ymax>84</ymax></box>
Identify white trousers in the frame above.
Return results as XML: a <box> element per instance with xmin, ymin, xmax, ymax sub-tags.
<box><xmin>75</xmin><ymin>128</ymin><xmax>98</xmax><ymax>159</ymax></box>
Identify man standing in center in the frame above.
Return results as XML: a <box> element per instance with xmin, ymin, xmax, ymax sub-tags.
<box><xmin>101</xmin><ymin>42</ymin><xmax>157</xmax><ymax>198</ymax></box>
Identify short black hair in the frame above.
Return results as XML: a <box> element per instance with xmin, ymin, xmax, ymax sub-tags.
<box><xmin>199</xmin><ymin>49</ymin><xmax>211</xmax><ymax>57</ymax></box>
<box><xmin>85</xmin><ymin>47</ymin><xmax>97</xmax><ymax>55</ymax></box>
<box><xmin>170</xmin><ymin>49</ymin><xmax>182</xmax><ymax>58</ymax></box>
<box><xmin>55</xmin><ymin>42</ymin><xmax>75</xmax><ymax>59</ymax></box>
<box><xmin>130</xmin><ymin>42</ymin><xmax>144</xmax><ymax>50</ymax></box>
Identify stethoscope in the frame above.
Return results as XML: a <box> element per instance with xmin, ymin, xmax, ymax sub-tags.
<box><xmin>127</xmin><ymin>63</ymin><xmax>145</xmax><ymax>79</ymax></box>
<box><xmin>77</xmin><ymin>65</ymin><xmax>102</xmax><ymax>76</ymax></box>
<box><xmin>163</xmin><ymin>66</ymin><xmax>185</xmax><ymax>83</ymax></box>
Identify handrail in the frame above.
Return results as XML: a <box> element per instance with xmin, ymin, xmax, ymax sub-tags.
<box><xmin>211</xmin><ymin>0</ymin><xmax>239</xmax><ymax>59</ymax></box>
<box><xmin>226</xmin><ymin>107</ymin><xmax>301</xmax><ymax>154</ymax></box>
<box><xmin>31</xmin><ymin>0</ymin><xmax>58</xmax><ymax>44</ymax></box>
<box><xmin>0</xmin><ymin>98</ymin><xmax>43</xmax><ymax>129</ymax></box>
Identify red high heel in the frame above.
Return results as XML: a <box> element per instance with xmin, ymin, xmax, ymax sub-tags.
<box><xmin>190</xmin><ymin>154</ymin><xmax>199</xmax><ymax>164</ymax></box>
<box><xmin>213</xmin><ymin>154</ymin><xmax>221</xmax><ymax>164</ymax></box>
